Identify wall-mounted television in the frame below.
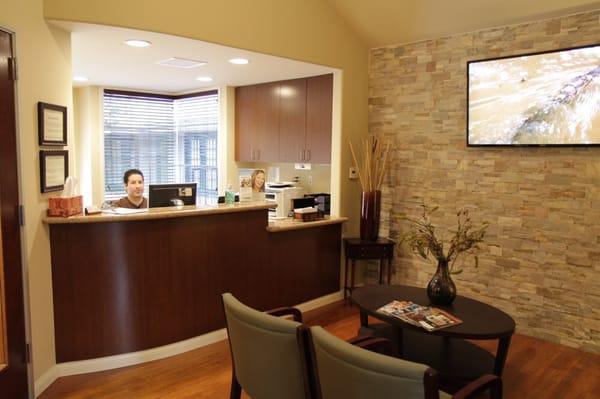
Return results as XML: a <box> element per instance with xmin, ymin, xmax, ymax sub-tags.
<box><xmin>467</xmin><ymin>44</ymin><xmax>600</xmax><ymax>146</ymax></box>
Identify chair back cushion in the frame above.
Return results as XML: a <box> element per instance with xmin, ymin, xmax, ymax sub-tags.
<box><xmin>310</xmin><ymin>326</ymin><xmax>429</xmax><ymax>399</ymax></box>
<box><xmin>222</xmin><ymin>293</ymin><xmax>306</xmax><ymax>399</ymax></box>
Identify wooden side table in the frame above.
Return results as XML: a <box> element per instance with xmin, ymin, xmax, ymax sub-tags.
<box><xmin>343</xmin><ymin>237</ymin><xmax>395</xmax><ymax>299</ymax></box>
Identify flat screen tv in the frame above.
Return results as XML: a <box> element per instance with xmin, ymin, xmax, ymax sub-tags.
<box><xmin>467</xmin><ymin>44</ymin><xmax>600</xmax><ymax>146</ymax></box>
<box><xmin>149</xmin><ymin>183</ymin><xmax>197</xmax><ymax>208</ymax></box>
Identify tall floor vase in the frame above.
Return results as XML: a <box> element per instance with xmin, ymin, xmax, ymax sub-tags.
<box><xmin>360</xmin><ymin>190</ymin><xmax>381</xmax><ymax>241</ymax></box>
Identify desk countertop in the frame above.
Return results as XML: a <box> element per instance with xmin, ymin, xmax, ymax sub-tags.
<box><xmin>43</xmin><ymin>201</ymin><xmax>273</xmax><ymax>224</ymax></box>
<box><xmin>267</xmin><ymin>216</ymin><xmax>348</xmax><ymax>232</ymax></box>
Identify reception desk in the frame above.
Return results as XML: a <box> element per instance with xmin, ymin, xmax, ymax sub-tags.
<box><xmin>45</xmin><ymin>202</ymin><xmax>346</xmax><ymax>363</ymax></box>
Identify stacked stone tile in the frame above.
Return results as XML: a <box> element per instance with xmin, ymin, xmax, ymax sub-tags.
<box><xmin>369</xmin><ymin>10</ymin><xmax>600</xmax><ymax>354</ymax></box>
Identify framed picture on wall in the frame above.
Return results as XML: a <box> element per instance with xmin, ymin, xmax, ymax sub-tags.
<box><xmin>40</xmin><ymin>150</ymin><xmax>68</xmax><ymax>193</ymax></box>
<box><xmin>38</xmin><ymin>102</ymin><xmax>67</xmax><ymax>146</ymax></box>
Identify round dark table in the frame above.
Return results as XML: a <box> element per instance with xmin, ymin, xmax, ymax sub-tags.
<box><xmin>352</xmin><ymin>285</ymin><xmax>515</xmax><ymax>392</ymax></box>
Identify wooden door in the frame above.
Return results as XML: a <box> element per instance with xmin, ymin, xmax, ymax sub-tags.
<box><xmin>306</xmin><ymin>74</ymin><xmax>333</xmax><ymax>163</ymax></box>
<box><xmin>235</xmin><ymin>85</ymin><xmax>257</xmax><ymax>162</ymax></box>
<box><xmin>254</xmin><ymin>81</ymin><xmax>279</xmax><ymax>162</ymax></box>
<box><xmin>0</xmin><ymin>28</ymin><xmax>29</xmax><ymax>398</ymax></box>
<box><xmin>278</xmin><ymin>78</ymin><xmax>306</xmax><ymax>162</ymax></box>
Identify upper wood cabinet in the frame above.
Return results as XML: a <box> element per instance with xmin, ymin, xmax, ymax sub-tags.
<box><xmin>235</xmin><ymin>82</ymin><xmax>279</xmax><ymax>162</ymax></box>
<box><xmin>235</xmin><ymin>74</ymin><xmax>333</xmax><ymax>163</ymax></box>
<box><xmin>305</xmin><ymin>74</ymin><xmax>333</xmax><ymax>164</ymax></box>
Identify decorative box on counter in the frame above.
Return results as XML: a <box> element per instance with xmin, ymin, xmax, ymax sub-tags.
<box><xmin>47</xmin><ymin>195</ymin><xmax>83</xmax><ymax>217</ymax></box>
<box><xmin>293</xmin><ymin>207</ymin><xmax>324</xmax><ymax>222</ymax></box>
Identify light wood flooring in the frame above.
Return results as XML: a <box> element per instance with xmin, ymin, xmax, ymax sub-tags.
<box><xmin>39</xmin><ymin>301</ymin><xmax>600</xmax><ymax>399</ymax></box>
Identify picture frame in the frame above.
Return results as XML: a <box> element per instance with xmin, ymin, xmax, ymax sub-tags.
<box><xmin>38</xmin><ymin>102</ymin><xmax>67</xmax><ymax>146</ymax></box>
<box><xmin>40</xmin><ymin>150</ymin><xmax>68</xmax><ymax>193</ymax></box>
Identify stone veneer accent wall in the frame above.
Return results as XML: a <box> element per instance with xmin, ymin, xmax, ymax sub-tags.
<box><xmin>369</xmin><ymin>10</ymin><xmax>600</xmax><ymax>353</ymax></box>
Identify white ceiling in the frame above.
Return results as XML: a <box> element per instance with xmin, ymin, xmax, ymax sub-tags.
<box><xmin>54</xmin><ymin>22</ymin><xmax>337</xmax><ymax>94</ymax></box>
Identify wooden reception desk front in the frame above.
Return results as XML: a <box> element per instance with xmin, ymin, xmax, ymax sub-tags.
<box><xmin>45</xmin><ymin>202</ymin><xmax>345</xmax><ymax>362</ymax></box>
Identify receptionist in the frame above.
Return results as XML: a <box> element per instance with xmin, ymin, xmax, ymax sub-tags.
<box><xmin>112</xmin><ymin>169</ymin><xmax>148</xmax><ymax>209</ymax></box>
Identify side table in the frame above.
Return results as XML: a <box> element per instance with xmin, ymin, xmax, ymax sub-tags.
<box><xmin>343</xmin><ymin>237</ymin><xmax>395</xmax><ymax>299</ymax></box>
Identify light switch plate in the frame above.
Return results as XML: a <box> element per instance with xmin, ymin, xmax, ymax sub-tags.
<box><xmin>349</xmin><ymin>167</ymin><xmax>358</xmax><ymax>179</ymax></box>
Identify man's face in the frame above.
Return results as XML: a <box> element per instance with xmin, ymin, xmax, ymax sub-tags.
<box><xmin>125</xmin><ymin>174</ymin><xmax>144</xmax><ymax>199</ymax></box>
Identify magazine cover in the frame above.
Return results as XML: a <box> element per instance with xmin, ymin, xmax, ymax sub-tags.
<box><xmin>377</xmin><ymin>300</ymin><xmax>463</xmax><ymax>331</ymax></box>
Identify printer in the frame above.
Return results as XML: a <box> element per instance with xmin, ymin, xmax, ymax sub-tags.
<box><xmin>265</xmin><ymin>183</ymin><xmax>304</xmax><ymax>219</ymax></box>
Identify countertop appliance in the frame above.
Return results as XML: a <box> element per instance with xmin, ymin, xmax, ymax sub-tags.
<box><xmin>265</xmin><ymin>185</ymin><xmax>304</xmax><ymax>219</ymax></box>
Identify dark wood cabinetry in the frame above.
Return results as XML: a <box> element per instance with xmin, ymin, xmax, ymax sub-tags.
<box><xmin>306</xmin><ymin>74</ymin><xmax>333</xmax><ymax>163</ymax></box>
<box><xmin>235</xmin><ymin>73</ymin><xmax>333</xmax><ymax>163</ymax></box>
<box><xmin>48</xmin><ymin>210</ymin><xmax>342</xmax><ymax>362</ymax></box>
<box><xmin>235</xmin><ymin>82</ymin><xmax>280</xmax><ymax>162</ymax></box>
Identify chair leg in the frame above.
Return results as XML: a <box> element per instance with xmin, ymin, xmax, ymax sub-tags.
<box><xmin>230</xmin><ymin>370</ymin><xmax>242</xmax><ymax>399</ymax></box>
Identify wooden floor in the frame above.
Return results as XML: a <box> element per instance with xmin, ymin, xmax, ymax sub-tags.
<box><xmin>40</xmin><ymin>301</ymin><xmax>600</xmax><ymax>399</ymax></box>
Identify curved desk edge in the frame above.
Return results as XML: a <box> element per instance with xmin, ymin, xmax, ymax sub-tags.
<box><xmin>43</xmin><ymin>201</ymin><xmax>273</xmax><ymax>224</ymax></box>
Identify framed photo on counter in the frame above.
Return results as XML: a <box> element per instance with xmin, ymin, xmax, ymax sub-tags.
<box><xmin>38</xmin><ymin>102</ymin><xmax>67</xmax><ymax>146</ymax></box>
<box><xmin>40</xmin><ymin>150</ymin><xmax>68</xmax><ymax>193</ymax></box>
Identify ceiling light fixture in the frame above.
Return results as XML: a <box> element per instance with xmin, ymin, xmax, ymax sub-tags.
<box><xmin>125</xmin><ymin>39</ymin><xmax>152</xmax><ymax>48</ymax></box>
<box><xmin>229</xmin><ymin>58</ymin><xmax>249</xmax><ymax>65</ymax></box>
<box><xmin>196</xmin><ymin>76</ymin><xmax>213</xmax><ymax>82</ymax></box>
<box><xmin>73</xmin><ymin>76</ymin><xmax>89</xmax><ymax>82</ymax></box>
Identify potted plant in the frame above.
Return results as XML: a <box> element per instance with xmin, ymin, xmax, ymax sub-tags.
<box><xmin>400</xmin><ymin>203</ymin><xmax>489</xmax><ymax>305</ymax></box>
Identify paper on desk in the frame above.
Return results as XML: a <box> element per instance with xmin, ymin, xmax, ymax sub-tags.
<box><xmin>102</xmin><ymin>207</ymin><xmax>148</xmax><ymax>215</ymax></box>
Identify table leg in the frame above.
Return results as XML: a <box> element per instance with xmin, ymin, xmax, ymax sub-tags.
<box><xmin>379</xmin><ymin>259</ymin><xmax>384</xmax><ymax>284</ymax></box>
<box><xmin>344</xmin><ymin>255</ymin><xmax>349</xmax><ymax>299</ymax></box>
<box><xmin>387</xmin><ymin>257</ymin><xmax>392</xmax><ymax>284</ymax></box>
<box><xmin>391</xmin><ymin>326</ymin><xmax>404</xmax><ymax>358</ymax></box>
<box><xmin>494</xmin><ymin>335</ymin><xmax>512</xmax><ymax>376</ymax></box>
<box><xmin>359</xmin><ymin>309</ymin><xmax>368</xmax><ymax>328</ymax></box>
<box><xmin>350</xmin><ymin>259</ymin><xmax>356</xmax><ymax>298</ymax></box>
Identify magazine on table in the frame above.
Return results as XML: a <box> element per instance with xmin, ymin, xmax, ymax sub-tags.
<box><xmin>376</xmin><ymin>300</ymin><xmax>463</xmax><ymax>331</ymax></box>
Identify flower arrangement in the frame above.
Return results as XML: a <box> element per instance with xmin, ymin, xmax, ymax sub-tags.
<box><xmin>400</xmin><ymin>203</ymin><xmax>489</xmax><ymax>274</ymax></box>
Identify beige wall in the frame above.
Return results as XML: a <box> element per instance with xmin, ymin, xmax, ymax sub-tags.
<box><xmin>370</xmin><ymin>10</ymin><xmax>600</xmax><ymax>353</ymax></box>
<box><xmin>2</xmin><ymin>0</ymin><xmax>73</xmax><ymax>387</ymax></box>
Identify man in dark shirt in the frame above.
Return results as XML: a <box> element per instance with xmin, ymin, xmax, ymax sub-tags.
<box><xmin>112</xmin><ymin>169</ymin><xmax>148</xmax><ymax>209</ymax></box>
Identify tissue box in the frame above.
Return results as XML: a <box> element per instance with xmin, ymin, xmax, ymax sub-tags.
<box><xmin>47</xmin><ymin>196</ymin><xmax>83</xmax><ymax>217</ymax></box>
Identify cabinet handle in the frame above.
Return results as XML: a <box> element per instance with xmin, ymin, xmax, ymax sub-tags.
<box><xmin>306</xmin><ymin>149</ymin><xmax>311</xmax><ymax>161</ymax></box>
<box><xmin>256</xmin><ymin>149</ymin><xmax>260</xmax><ymax>160</ymax></box>
<box><xmin>300</xmin><ymin>149</ymin><xmax>304</xmax><ymax>161</ymax></box>
<box><xmin>250</xmin><ymin>148</ymin><xmax>254</xmax><ymax>161</ymax></box>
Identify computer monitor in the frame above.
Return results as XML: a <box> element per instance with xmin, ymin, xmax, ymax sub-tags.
<box><xmin>149</xmin><ymin>183</ymin><xmax>197</xmax><ymax>208</ymax></box>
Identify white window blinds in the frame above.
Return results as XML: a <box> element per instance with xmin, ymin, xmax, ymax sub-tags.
<box><xmin>103</xmin><ymin>90</ymin><xmax>218</xmax><ymax>204</ymax></box>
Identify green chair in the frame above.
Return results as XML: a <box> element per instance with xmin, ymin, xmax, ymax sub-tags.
<box><xmin>221</xmin><ymin>293</ymin><xmax>311</xmax><ymax>399</ymax></box>
<box><xmin>306</xmin><ymin>326</ymin><xmax>502</xmax><ymax>399</ymax></box>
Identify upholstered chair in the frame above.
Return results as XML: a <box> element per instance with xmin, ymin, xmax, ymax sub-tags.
<box><xmin>221</xmin><ymin>293</ymin><xmax>311</xmax><ymax>399</ymax></box>
<box><xmin>307</xmin><ymin>326</ymin><xmax>502</xmax><ymax>399</ymax></box>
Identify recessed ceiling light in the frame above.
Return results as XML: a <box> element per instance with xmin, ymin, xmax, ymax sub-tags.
<box><xmin>125</xmin><ymin>39</ymin><xmax>152</xmax><ymax>48</ymax></box>
<box><xmin>73</xmin><ymin>76</ymin><xmax>89</xmax><ymax>82</ymax></box>
<box><xmin>196</xmin><ymin>76</ymin><xmax>213</xmax><ymax>82</ymax></box>
<box><xmin>229</xmin><ymin>58</ymin><xmax>249</xmax><ymax>65</ymax></box>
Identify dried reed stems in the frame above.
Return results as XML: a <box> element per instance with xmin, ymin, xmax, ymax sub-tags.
<box><xmin>349</xmin><ymin>136</ymin><xmax>391</xmax><ymax>192</ymax></box>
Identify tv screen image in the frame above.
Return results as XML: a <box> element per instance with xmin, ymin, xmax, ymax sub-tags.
<box><xmin>467</xmin><ymin>44</ymin><xmax>600</xmax><ymax>146</ymax></box>
<box><xmin>149</xmin><ymin>183</ymin><xmax>197</xmax><ymax>208</ymax></box>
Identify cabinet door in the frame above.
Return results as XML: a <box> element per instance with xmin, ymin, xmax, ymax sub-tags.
<box><xmin>235</xmin><ymin>85</ymin><xmax>257</xmax><ymax>162</ymax></box>
<box><xmin>278</xmin><ymin>78</ymin><xmax>307</xmax><ymax>163</ymax></box>
<box><xmin>254</xmin><ymin>82</ymin><xmax>280</xmax><ymax>162</ymax></box>
<box><xmin>306</xmin><ymin>74</ymin><xmax>333</xmax><ymax>164</ymax></box>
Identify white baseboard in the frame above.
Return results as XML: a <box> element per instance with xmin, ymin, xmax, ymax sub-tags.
<box><xmin>34</xmin><ymin>290</ymin><xmax>343</xmax><ymax>397</ymax></box>
<box><xmin>34</xmin><ymin>365</ymin><xmax>58</xmax><ymax>398</ymax></box>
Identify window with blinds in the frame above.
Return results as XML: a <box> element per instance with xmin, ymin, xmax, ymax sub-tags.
<box><xmin>103</xmin><ymin>90</ymin><xmax>218</xmax><ymax>205</ymax></box>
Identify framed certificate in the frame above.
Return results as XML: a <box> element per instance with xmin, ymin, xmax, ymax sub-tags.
<box><xmin>40</xmin><ymin>150</ymin><xmax>68</xmax><ymax>193</ymax></box>
<box><xmin>38</xmin><ymin>102</ymin><xmax>67</xmax><ymax>146</ymax></box>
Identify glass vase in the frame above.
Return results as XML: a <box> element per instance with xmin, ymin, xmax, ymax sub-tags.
<box><xmin>426</xmin><ymin>259</ymin><xmax>457</xmax><ymax>306</ymax></box>
<box><xmin>360</xmin><ymin>190</ymin><xmax>381</xmax><ymax>241</ymax></box>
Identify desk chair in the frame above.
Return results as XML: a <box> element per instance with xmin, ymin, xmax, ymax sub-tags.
<box><xmin>306</xmin><ymin>326</ymin><xmax>502</xmax><ymax>399</ymax></box>
<box><xmin>221</xmin><ymin>293</ymin><xmax>311</xmax><ymax>399</ymax></box>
